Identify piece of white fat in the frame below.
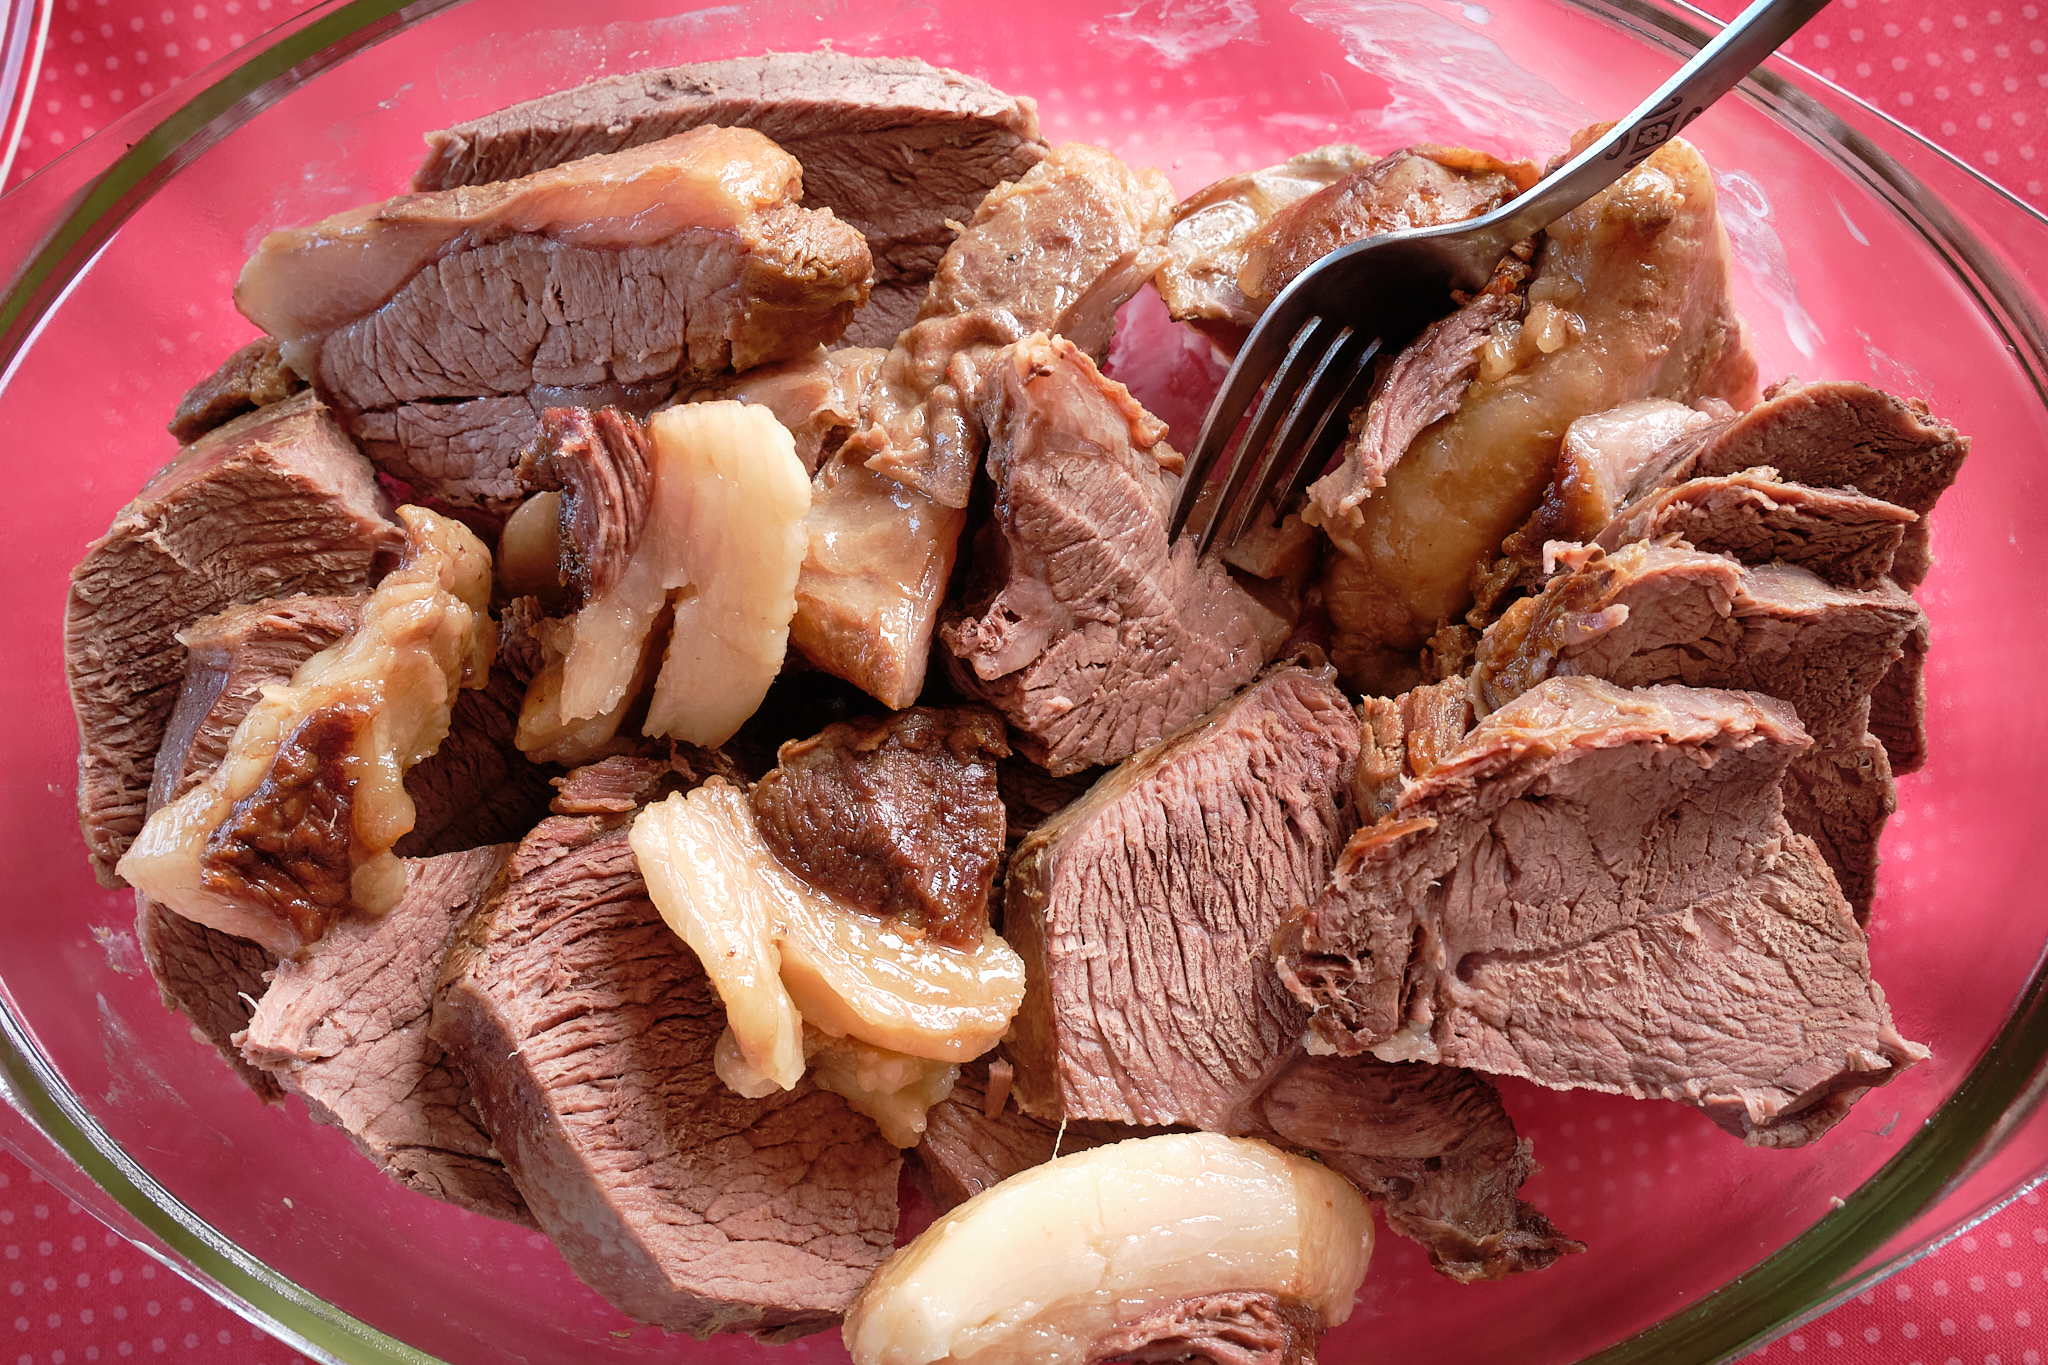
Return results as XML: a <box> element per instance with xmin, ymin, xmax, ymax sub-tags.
<box><xmin>535</xmin><ymin>400</ymin><xmax>809</xmax><ymax>749</ymax></box>
<box><xmin>118</xmin><ymin>506</ymin><xmax>494</xmax><ymax>959</ymax></box>
<box><xmin>843</xmin><ymin>1132</ymin><xmax>1373</xmax><ymax>1365</ymax></box>
<box><xmin>714</xmin><ymin>1025</ymin><xmax>959</xmax><ymax>1147</ymax></box>
<box><xmin>630</xmin><ymin>781</ymin><xmax>1025</xmax><ymax>1094</ymax></box>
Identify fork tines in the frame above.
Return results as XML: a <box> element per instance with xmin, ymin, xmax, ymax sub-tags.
<box><xmin>1170</xmin><ymin>314</ymin><xmax>1382</xmax><ymax>557</ymax></box>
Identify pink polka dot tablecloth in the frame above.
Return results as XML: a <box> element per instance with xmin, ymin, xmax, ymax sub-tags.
<box><xmin>2</xmin><ymin>0</ymin><xmax>2046</xmax><ymax>1363</ymax></box>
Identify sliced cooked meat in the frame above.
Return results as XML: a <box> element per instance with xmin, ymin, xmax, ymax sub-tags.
<box><xmin>1596</xmin><ymin>468</ymin><xmax>1915</xmax><ymax>591</ymax></box>
<box><xmin>844</xmin><ymin>142</ymin><xmax>1177</xmax><ymax>510</ymax></box>
<box><xmin>238</xmin><ymin>845</ymin><xmax>530</xmax><ymax>1226</ymax></box>
<box><xmin>431</xmin><ymin>775</ymin><xmax>898</xmax><ymax>1337</ymax></box>
<box><xmin>791</xmin><ymin>143</ymin><xmax>1175</xmax><ymax>707</ymax></box>
<box><xmin>237</xmin><ymin>129</ymin><xmax>871</xmax><ymax>512</ymax></box>
<box><xmin>1004</xmin><ymin>666</ymin><xmax>1359</xmax><ymax>1131</ymax></box>
<box><xmin>751</xmin><ymin>707</ymin><xmax>1009</xmax><ymax>948</ymax></box>
<box><xmin>1868</xmin><ymin>619</ymin><xmax>1931</xmax><ymax>775</ymax></box>
<box><xmin>514</xmin><ymin>408</ymin><xmax>655</xmax><ymax>605</ymax></box>
<box><xmin>1319</xmin><ymin>135</ymin><xmax>1760</xmax><ymax>694</ymax></box>
<box><xmin>680</xmin><ymin>345</ymin><xmax>884</xmax><ymax>475</ymax></box>
<box><xmin>941</xmin><ymin>334</ymin><xmax>1287</xmax><ymax>775</ymax></box>
<box><xmin>167</xmin><ymin>336</ymin><xmax>307</xmax><ymax>444</ymax></box>
<box><xmin>136</xmin><ymin>593</ymin><xmax>362</xmax><ymax>1099</ymax></box>
<box><xmin>1089</xmin><ymin>1292</ymin><xmax>1323</xmax><ymax>1365</ymax></box>
<box><xmin>1469</xmin><ymin>542</ymin><xmax>1921</xmax><ymax>916</ymax></box>
<box><xmin>411</xmin><ymin>52</ymin><xmax>1048</xmax><ymax>349</ymax></box>
<box><xmin>1275</xmin><ymin>677</ymin><xmax>1926</xmax><ymax>1147</ymax></box>
<box><xmin>1237</xmin><ymin>145</ymin><xmax>1536</xmax><ymax>305</ymax></box>
<box><xmin>67</xmin><ymin>392</ymin><xmax>399</xmax><ymax>885</ymax></box>
<box><xmin>1351</xmin><ymin>678</ymin><xmax>1474</xmax><ymax>824</ymax></box>
<box><xmin>1156</xmin><ymin>144</ymin><xmax>1372</xmax><ymax>334</ymax></box>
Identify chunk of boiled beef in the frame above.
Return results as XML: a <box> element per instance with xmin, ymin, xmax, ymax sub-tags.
<box><xmin>167</xmin><ymin>336</ymin><xmax>308</xmax><ymax>444</ymax></box>
<box><xmin>791</xmin><ymin>142</ymin><xmax>1175</xmax><ymax>707</ymax></box>
<box><xmin>1650</xmin><ymin>377</ymin><xmax>1969</xmax><ymax>774</ymax></box>
<box><xmin>236</xmin><ymin>129</ymin><xmax>871</xmax><ymax>513</ymax></box>
<box><xmin>411</xmin><ymin>52</ymin><xmax>1049</xmax><ymax>349</ymax></box>
<box><xmin>431</xmin><ymin>759</ymin><xmax>898</xmax><ymax>1338</ymax></box>
<box><xmin>238</xmin><ymin>845</ymin><xmax>530</xmax><ymax>1225</ymax></box>
<box><xmin>1276</xmin><ymin>677</ymin><xmax>1926</xmax><ymax>1147</ymax></box>
<box><xmin>941</xmin><ymin>334</ymin><xmax>1288</xmax><ymax>775</ymax></box>
<box><xmin>513</xmin><ymin>408</ymin><xmax>656</xmax><ymax>607</ymax></box>
<box><xmin>1470</xmin><ymin>541</ymin><xmax>1921</xmax><ymax>917</ymax></box>
<box><xmin>136</xmin><ymin>593</ymin><xmax>363</xmax><ymax>1098</ymax></box>
<box><xmin>1003</xmin><ymin>666</ymin><xmax>1358</xmax><ymax>1131</ymax></box>
<box><xmin>67</xmin><ymin>391</ymin><xmax>399</xmax><ymax>885</ymax></box>
<box><xmin>679</xmin><ymin>346</ymin><xmax>884</xmax><ymax>475</ymax></box>
<box><xmin>1595</xmin><ymin>467</ymin><xmax>1916</xmax><ymax>591</ymax></box>
<box><xmin>750</xmin><ymin>707</ymin><xmax>1009</xmax><ymax>948</ymax></box>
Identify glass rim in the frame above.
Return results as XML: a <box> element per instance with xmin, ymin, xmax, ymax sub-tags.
<box><xmin>1</xmin><ymin>1</ymin><xmax>2044</xmax><ymax>1361</ymax></box>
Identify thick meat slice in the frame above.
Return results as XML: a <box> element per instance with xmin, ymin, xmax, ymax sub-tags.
<box><xmin>1651</xmin><ymin>377</ymin><xmax>1969</xmax><ymax>774</ymax></box>
<box><xmin>137</xmin><ymin>593</ymin><xmax>362</xmax><ymax>1099</ymax></box>
<box><xmin>680</xmin><ymin>346</ymin><xmax>884</xmax><ymax>475</ymax></box>
<box><xmin>67</xmin><ymin>392</ymin><xmax>399</xmax><ymax>884</ymax></box>
<box><xmin>431</xmin><ymin>793</ymin><xmax>898</xmax><ymax>1337</ymax></box>
<box><xmin>237</xmin><ymin>129</ymin><xmax>871</xmax><ymax>512</ymax></box>
<box><xmin>1276</xmin><ymin>677</ymin><xmax>1926</xmax><ymax>1147</ymax></box>
<box><xmin>167</xmin><ymin>336</ymin><xmax>308</xmax><ymax>444</ymax></box>
<box><xmin>844</xmin><ymin>142</ymin><xmax>1176</xmax><ymax>510</ymax></box>
<box><xmin>1470</xmin><ymin>542</ymin><xmax>1920</xmax><ymax>916</ymax></box>
<box><xmin>1320</xmin><ymin>136</ymin><xmax>1759</xmax><ymax>694</ymax></box>
<box><xmin>791</xmin><ymin>143</ymin><xmax>1174</xmax><ymax>706</ymax></box>
<box><xmin>941</xmin><ymin>334</ymin><xmax>1288</xmax><ymax>775</ymax></box>
<box><xmin>1596</xmin><ymin>468</ymin><xmax>1915</xmax><ymax>591</ymax></box>
<box><xmin>238</xmin><ymin>846</ymin><xmax>530</xmax><ymax>1225</ymax></box>
<box><xmin>1005</xmin><ymin>667</ymin><xmax>1359</xmax><ymax>1131</ymax></box>
<box><xmin>1238</xmin><ymin>145</ymin><xmax>1535</xmax><ymax>305</ymax></box>
<box><xmin>751</xmin><ymin>707</ymin><xmax>1009</xmax><ymax>948</ymax></box>
<box><xmin>412</xmin><ymin>52</ymin><xmax>1048</xmax><ymax>349</ymax></box>
<box><xmin>1156</xmin><ymin>144</ymin><xmax>1372</xmax><ymax>334</ymax></box>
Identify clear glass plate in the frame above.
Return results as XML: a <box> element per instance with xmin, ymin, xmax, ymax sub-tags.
<box><xmin>2</xmin><ymin>0</ymin><xmax>2045</xmax><ymax>1361</ymax></box>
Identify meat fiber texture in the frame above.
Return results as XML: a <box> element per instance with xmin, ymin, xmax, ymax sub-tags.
<box><xmin>235</xmin><ymin>128</ymin><xmax>871</xmax><ymax>513</ymax></box>
<box><xmin>1470</xmin><ymin>541</ymin><xmax>1922</xmax><ymax>918</ymax></box>
<box><xmin>942</xmin><ymin>333</ymin><xmax>1289</xmax><ymax>775</ymax></box>
<box><xmin>922</xmin><ymin>1053</ymin><xmax>1581</xmax><ymax>1282</ymax></box>
<box><xmin>1277</xmin><ymin>676</ymin><xmax>1926</xmax><ymax>1147</ymax></box>
<box><xmin>1003</xmin><ymin>666</ymin><xmax>1360</xmax><ymax>1133</ymax></box>
<box><xmin>1651</xmin><ymin>377</ymin><xmax>1969</xmax><ymax>774</ymax></box>
<box><xmin>66</xmin><ymin>391</ymin><xmax>399</xmax><ymax>885</ymax></box>
<box><xmin>412</xmin><ymin>51</ymin><xmax>1049</xmax><ymax>349</ymax></box>
<box><xmin>431</xmin><ymin>798</ymin><xmax>898</xmax><ymax>1338</ymax></box>
<box><xmin>238</xmin><ymin>846</ymin><xmax>531</xmax><ymax>1226</ymax></box>
<box><xmin>167</xmin><ymin>336</ymin><xmax>307</xmax><ymax>444</ymax></box>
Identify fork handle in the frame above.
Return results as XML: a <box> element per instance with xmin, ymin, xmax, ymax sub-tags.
<box><xmin>1479</xmin><ymin>0</ymin><xmax>1831</xmax><ymax>251</ymax></box>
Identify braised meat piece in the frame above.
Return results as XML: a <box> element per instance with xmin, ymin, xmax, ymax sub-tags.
<box><xmin>431</xmin><ymin>759</ymin><xmax>898</xmax><ymax>1337</ymax></box>
<box><xmin>751</xmin><ymin>707</ymin><xmax>1009</xmax><ymax>948</ymax></box>
<box><xmin>942</xmin><ymin>334</ymin><xmax>1288</xmax><ymax>775</ymax></box>
<box><xmin>67</xmin><ymin>392</ymin><xmax>398</xmax><ymax>885</ymax></box>
<box><xmin>1005</xmin><ymin>666</ymin><xmax>1358</xmax><ymax>1131</ymax></box>
<box><xmin>1277</xmin><ymin>677</ymin><xmax>1926</xmax><ymax>1147</ymax></box>
<box><xmin>680</xmin><ymin>345</ymin><xmax>884</xmax><ymax>475</ymax></box>
<box><xmin>237</xmin><ymin>129</ymin><xmax>871</xmax><ymax>512</ymax></box>
<box><xmin>167</xmin><ymin>336</ymin><xmax>308</xmax><ymax>444</ymax></box>
<box><xmin>239</xmin><ymin>845</ymin><xmax>530</xmax><ymax>1225</ymax></box>
<box><xmin>515</xmin><ymin>408</ymin><xmax>656</xmax><ymax>606</ymax></box>
<box><xmin>412</xmin><ymin>52</ymin><xmax>1049</xmax><ymax>348</ymax></box>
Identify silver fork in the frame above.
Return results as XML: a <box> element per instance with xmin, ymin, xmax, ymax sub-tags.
<box><xmin>1168</xmin><ymin>0</ymin><xmax>1831</xmax><ymax>556</ymax></box>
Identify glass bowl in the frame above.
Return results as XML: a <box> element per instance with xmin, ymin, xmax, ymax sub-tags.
<box><xmin>3</xmin><ymin>0</ymin><xmax>2046</xmax><ymax>1361</ymax></box>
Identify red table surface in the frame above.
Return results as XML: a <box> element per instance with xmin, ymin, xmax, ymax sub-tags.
<box><xmin>4</xmin><ymin>0</ymin><xmax>2047</xmax><ymax>1362</ymax></box>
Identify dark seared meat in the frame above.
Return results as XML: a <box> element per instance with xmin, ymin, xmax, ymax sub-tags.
<box><xmin>516</xmin><ymin>408</ymin><xmax>656</xmax><ymax>605</ymax></box>
<box><xmin>751</xmin><ymin>707</ymin><xmax>1009</xmax><ymax>948</ymax></box>
<box><xmin>1469</xmin><ymin>542</ymin><xmax>1920</xmax><ymax>916</ymax></box>
<box><xmin>1597</xmin><ymin>468</ymin><xmax>1915</xmax><ymax>591</ymax></box>
<box><xmin>238</xmin><ymin>845</ymin><xmax>530</xmax><ymax>1225</ymax></box>
<box><xmin>412</xmin><ymin>52</ymin><xmax>1048</xmax><ymax>349</ymax></box>
<box><xmin>1004</xmin><ymin>666</ymin><xmax>1359</xmax><ymax>1132</ymax></box>
<box><xmin>941</xmin><ymin>334</ymin><xmax>1288</xmax><ymax>775</ymax></box>
<box><xmin>431</xmin><ymin>795</ymin><xmax>897</xmax><ymax>1337</ymax></box>
<box><xmin>1237</xmin><ymin>145</ymin><xmax>1533</xmax><ymax>305</ymax></box>
<box><xmin>1276</xmin><ymin>677</ymin><xmax>1926</xmax><ymax>1147</ymax></box>
<box><xmin>236</xmin><ymin>130</ymin><xmax>871</xmax><ymax>513</ymax></box>
<box><xmin>1090</xmin><ymin>1292</ymin><xmax>1323</xmax><ymax>1365</ymax></box>
<box><xmin>167</xmin><ymin>336</ymin><xmax>308</xmax><ymax>444</ymax></box>
<box><xmin>67</xmin><ymin>392</ymin><xmax>398</xmax><ymax>884</ymax></box>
